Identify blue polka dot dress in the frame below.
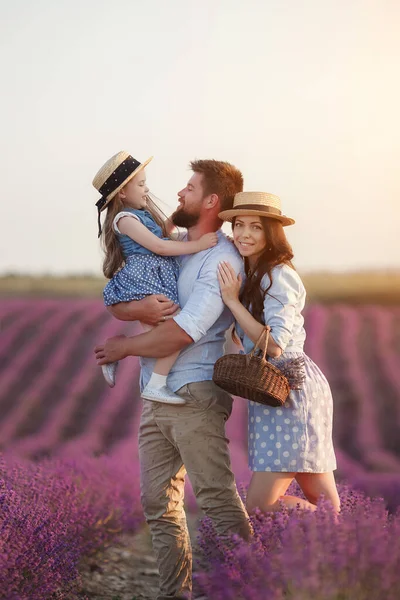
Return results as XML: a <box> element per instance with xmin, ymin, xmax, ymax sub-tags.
<box><xmin>238</xmin><ymin>265</ymin><xmax>337</xmax><ymax>474</ymax></box>
<box><xmin>103</xmin><ymin>208</ymin><xmax>180</xmax><ymax>307</ymax></box>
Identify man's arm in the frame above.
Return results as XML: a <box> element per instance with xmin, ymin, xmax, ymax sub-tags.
<box><xmin>107</xmin><ymin>295</ymin><xmax>179</xmax><ymax>326</ymax></box>
<box><xmin>171</xmin><ymin>252</ymin><xmax>243</xmax><ymax>343</ymax></box>
<box><xmin>95</xmin><ymin>319</ymin><xmax>193</xmax><ymax>364</ymax></box>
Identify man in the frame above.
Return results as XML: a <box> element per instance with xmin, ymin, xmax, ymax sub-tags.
<box><xmin>95</xmin><ymin>160</ymin><xmax>252</xmax><ymax>600</ymax></box>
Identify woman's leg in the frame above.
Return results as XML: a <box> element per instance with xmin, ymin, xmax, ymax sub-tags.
<box><xmin>246</xmin><ymin>472</ymin><xmax>316</xmax><ymax>513</ymax></box>
<box><xmin>295</xmin><ymin>472</ymin><xmax>340</xmax><ymax>513</ymax></box>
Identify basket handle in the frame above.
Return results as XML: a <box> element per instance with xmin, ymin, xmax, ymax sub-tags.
<box><xmin>249</xmin><ymin>326</ymin><xmax>271</xmax><ymax>362</ymax></box>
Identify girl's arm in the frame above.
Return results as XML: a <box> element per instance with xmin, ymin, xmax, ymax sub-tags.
<box><xmin>217</xmin><ymin>261</ymin><xmax>282</xmax><ymax>358</ymax></box>
<box><xmin>118</xmin><ymin>216</ymin><xmax>217</xmax><ymax>256</ymax></box>
<box><xmin>164</xmin><ymin>217</ymin><xmax>178</xmax><ymax>237</ymax></box>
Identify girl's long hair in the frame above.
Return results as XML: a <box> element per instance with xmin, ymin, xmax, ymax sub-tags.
<box><xmin>235</xmin><ymin>216</ymin><xmax>295</xmax><ymax>324</ymax></box>
<box><xmin>101</xmin><ymin>191</ymin><xmax>169</xmax><ymax>279</ymax></box>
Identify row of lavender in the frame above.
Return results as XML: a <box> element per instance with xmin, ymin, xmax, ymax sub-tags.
<box><xmin>195</xmin><ymin>486</ymin><xmax>400</xmax><ymax>600</ymax></box>
<box><xmin>1</xmin><ymin>300</ymin><xmax>146</xmax><ymax>598</ymax></box>
<box><xmin>1</xmin><ymin>453</ymin><xmax>142</xmax><ymax>599</ymax></box>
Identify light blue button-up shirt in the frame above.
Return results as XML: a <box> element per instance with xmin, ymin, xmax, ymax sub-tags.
<box><xmin>139</xmin><ymin>230</ymin><xmax>243</xmax><ymax>392</ymax></box>
<box><xmin>238</xmin><ymin>264</ymin><xmax>307</xmax><ymax>355</ymax></box>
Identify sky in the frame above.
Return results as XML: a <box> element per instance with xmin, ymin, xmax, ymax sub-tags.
<box><xmin>0</xmin><ymin>0</ymin><xmax>399</xmax><ymax>275</ymax></box>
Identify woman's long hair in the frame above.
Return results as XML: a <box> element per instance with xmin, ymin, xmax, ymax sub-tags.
<box><xmin>101</xmin><ymin>191</ymin><xmax>169</xmax><ymax>279</ymax></box>
<box><xmin>235</xmin><ymin>216</ymin><xmax>295</xmax><ymax>324</ymax></box>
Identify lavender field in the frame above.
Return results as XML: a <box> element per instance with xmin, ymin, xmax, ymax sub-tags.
<box><xmin>1</xmin><ymin>298</ymin><xmax>400</xmax><ymax>599</ymax></box>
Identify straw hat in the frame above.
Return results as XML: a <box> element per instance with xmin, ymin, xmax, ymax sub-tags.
<box><xmin>219</xmin><ymin>191</ymin><xmax>295</xmax><ymax>226</ymax></box>
<box><xmin>92</xmin><ymin>151</ymin><xmax>152</xmax><ymax>236</ymax></box>
<box><xmin>93</xmin><ymin>151</ymin><xmax>153</xmax><ymax>211</ymax></box>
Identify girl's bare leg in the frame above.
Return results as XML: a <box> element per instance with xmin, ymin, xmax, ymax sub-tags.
<box><xmin>295</xmin><ymin>472</ymin><xmax>340</xmax><ymax>513</ymax></box>
<box><xmin>140</xmin><ymin>322</ymin><xmax>180</xmax><ymax>376</ymax></box>
<box><xmin>246</xmin><ymin>472</ymin><xmax>317</xmax><ymax>513</ymax></box>
<box><xmin>140</xmin><ymin>322</ymin><xmax>185</xmax><ymax>405</ymax></box>
<box><xmin>152</xmin><ymin>351</ymin><xmax>181</xmax><ymax>375</ymax></box>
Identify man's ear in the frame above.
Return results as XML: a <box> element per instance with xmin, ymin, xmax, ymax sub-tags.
<box><xmin>205</xmin><ymin>193</ymin><xmax>219</xmax><ymax>210</ymax></box>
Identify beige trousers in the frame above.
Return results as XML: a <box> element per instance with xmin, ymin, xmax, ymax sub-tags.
<box><xmin>139</xmin><ymin>380</ymin><xmax>252</xmax><ymax>600</ymax></box>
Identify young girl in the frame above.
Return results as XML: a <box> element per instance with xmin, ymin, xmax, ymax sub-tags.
<box><xmin>92</xmin><ymin>151</ymin><xmax>217</xmax><ymax>405</ymax></box>
<box><xmin>217</xmin><ymin>191</ymin><xmax>340</xmax><ymax>513</ymax></box>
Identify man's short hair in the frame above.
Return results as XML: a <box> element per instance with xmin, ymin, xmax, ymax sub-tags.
<box><xmin>190</xmin><ymin>159</ymin><xmax>244</xmax><ymax>213</ymax></box>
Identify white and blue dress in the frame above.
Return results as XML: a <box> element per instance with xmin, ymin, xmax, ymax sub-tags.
<box><xmin>103</xmin><ymin>208</ymin><xmax>179</xmax><ymax>307</ymax></box>
<box><xmin>237</xmin><ymin>264</ymin><xmax>337</xmax><ymax>473</ymax></box>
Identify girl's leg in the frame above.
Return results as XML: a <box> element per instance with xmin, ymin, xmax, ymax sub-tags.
<box><xmin>295</xmin><ymin>472</ymin><xmax>341</xmax><ymax>513</ymax></box>
<box><xmin>140</xmin><ymin>321</ymin><xmax>180</xmax><ymax>378</ymax></box>
<box><xmin>152</xmin><ymin>352</ymin><xmax>181</xmax><ymax>376</ymax></box>
<box><xmin>140</xmin><ymin>322</ymin><xmax>185</xmax><ymax>405</ymax></box>
<box><xmin>102</xmin><ymin>362</ymin><xmax>118</xmax><ymax>387</ymax></box>
<box><xmin>246</xmin><ymin>472</ymin><xmax>316</xmax><ymax>513</ymax></box>
<box><xmin>102</xmin><ymin>336</ymin><xmax>127</xmax><ymax>387</ymax></box>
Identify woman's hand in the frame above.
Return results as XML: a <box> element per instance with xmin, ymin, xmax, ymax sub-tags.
<box><xmin>217</xmin><ymin>261</ymin><xmax>242</xmax><ymax>306</ymax></box>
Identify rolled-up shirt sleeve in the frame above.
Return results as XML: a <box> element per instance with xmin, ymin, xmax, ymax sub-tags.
<box><xmin>262</xmin><ymin>266</ymin><xmax>302</xmax><ymax>351</ymax></box>
<box><xmin>174</xmin><ymin>253</ymin><xmax>243</xmax><ymax>343</ymax></box>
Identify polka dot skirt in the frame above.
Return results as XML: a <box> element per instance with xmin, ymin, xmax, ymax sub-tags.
<box><xmin>248</xmin><ymin>353</ymin><xmax>337</xmax><ymax>473</ymax></box>
<box><xmin>103</xmin><ymin>254</ymin><xmax>180</xmax><ymax>306</ymax></box>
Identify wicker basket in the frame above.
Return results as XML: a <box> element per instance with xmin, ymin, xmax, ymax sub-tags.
<box><xmin>213</xmin><ymin>327</ymin><xmax>290</xmax><ymax>407</ymax></box>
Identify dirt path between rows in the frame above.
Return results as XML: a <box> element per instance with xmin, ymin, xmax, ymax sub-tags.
<box><xmin>79</xmin><ymin>516</ymin><xmax>202</xmax><ymax>600</ymax></box>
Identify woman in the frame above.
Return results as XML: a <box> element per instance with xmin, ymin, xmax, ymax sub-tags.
<box><xmin>217</xmin><ymin>191</ymin><xmax>340</xmax><ymax>513</ymax></box>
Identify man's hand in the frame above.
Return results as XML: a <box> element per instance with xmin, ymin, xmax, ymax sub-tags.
<box><xmin>107</xmin><ymin>294</ymin><xmax>179</xmax><ymax>326</ymax></box>
<box><xmin>94</xmin><ymin>320</ymin><xmax>193</xmax><ymax>363</ymax></box>
<box><xmin>94</xmin><ymin>335</ymin><xmax>130</xmax><ymax>365</ymax></box>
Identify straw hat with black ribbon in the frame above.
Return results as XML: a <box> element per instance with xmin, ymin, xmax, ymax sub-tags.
<box><xmin>92</xmin><ymin>151</ymin><xmax>153</xmax><ymax>237</ymax></box>
<box><xmin>218</xmin><ymin>191</ymin><xmax>295</xmax><ymax>226</ymax></box>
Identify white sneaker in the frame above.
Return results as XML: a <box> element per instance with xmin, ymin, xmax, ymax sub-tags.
<box><xmin>102</xmin><ymin>362</ymin><xmax>118</xmax><ymax>387</ymax></box>
<box><xmin>141</xmin><ymin>384</ymin><xmax>186</xmax><ymax>405</ymax></box>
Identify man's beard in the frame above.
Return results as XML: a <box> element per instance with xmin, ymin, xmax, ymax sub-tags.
<box><xmin>171</xmin><ymin>207</ymin><xmax>200</xmax><ymax>228</ymax></box>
